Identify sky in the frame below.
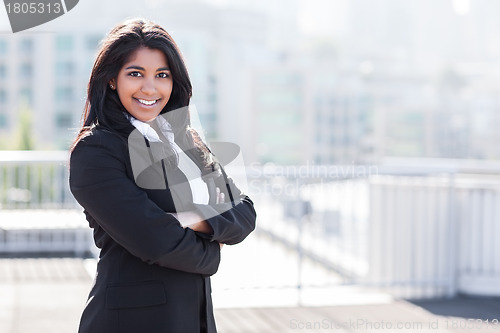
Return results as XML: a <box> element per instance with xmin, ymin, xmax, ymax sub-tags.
<box><xmin>0</xmin><ymin>0</ymin><xmax>476</xmax><ymax>36</ymax></box>
<box><xmin>0</xmin><ymin>0</ymin><xmax>342</xmax><ymax>35</ymax></box>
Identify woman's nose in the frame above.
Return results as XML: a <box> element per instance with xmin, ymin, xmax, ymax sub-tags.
<box><xmin>141</xmin><ymin>78</ymin><xmax>156</xmax><ymax>95</ymax></box>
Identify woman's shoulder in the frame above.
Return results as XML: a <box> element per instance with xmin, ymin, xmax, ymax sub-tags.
<box><xmin>71</xmin><ymin>126</ymin><xmax>130</xmax><ymax>162</ymax></box>
<box><xmin>75</xmin><ymin>126</ymin><xmax>127</xmax><ymax>148</ymax></box>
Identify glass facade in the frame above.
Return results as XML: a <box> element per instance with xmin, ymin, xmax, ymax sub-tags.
<box><xmin>0</xmin><ymin>90</ymin><xmax>6</xmax><ymax>104</ymax></box>
<box><xmin>55</xmin><ymin>112</ymin><xmax>73</xmax><ymax>128</ymax></box>
<box><xmin>55</xmin><ymin>35</ymin><xmax>74</xmax><ymax>52</ymax></box>
<box><xmin>55</xmin><ymin>86</ymin><xmax>74</xmax><ymax>102</ymax></box>
<box><xmin>0</xmin><ymin>113</ymin><xmax>7</xmax><ymax>128</ymax></box>
<box><xmin>19</xmin><ymin>38</ymin><xmax>33</xmax><ymax>54</ymax></box>
<box><xmin>19</xmin><ymin>88</ymin><xmax>33</xmax><ymax>105</ymax></box>
<box><xmin>19</xmin><ymin>63</ymin><xmax>33</xmax><ymax>78</ymax></box>
<box><xmin>55</xmin><ymin>61</ymin><xmax>75</xmax><ymax>76</ymax></box>
<box><xmin>0</xmin><ymin>39</ymin><xmax>7</xmax><ymax>55</ymax></box>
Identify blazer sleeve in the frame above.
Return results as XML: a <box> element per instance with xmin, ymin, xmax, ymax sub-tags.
<box><xmin>69</xmin><ymin>131</ymin><xmax>220</xmax><ymax>276</ymax></box>
<box><xmin>193</xmin><ymin>174</ymin><xmax>256</xmax><ymax>245</ymax></box>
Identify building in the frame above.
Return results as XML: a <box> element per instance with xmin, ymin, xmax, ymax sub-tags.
<box><xmin>2</xmin><ymin>0</ymin><xmax>500</xmax><ymax>164</ymax></box>
<box><xmin>0</xmin><ymin>0</ymin><xmax>269</xmax><ymax>151</ymax></box>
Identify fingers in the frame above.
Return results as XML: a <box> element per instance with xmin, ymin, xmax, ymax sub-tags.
<box><xmin>215</xmin><ymin>187</ymin><xmax>225</xmax><ymax>204</ymax></box>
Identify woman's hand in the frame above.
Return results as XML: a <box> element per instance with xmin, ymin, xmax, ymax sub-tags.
<box><xmin>215</xmin><ymin>187</ymin><xmax>225</xmax><ymax>204</ymax></box>
<box><xmin>170</xmin><ymin>187</ymin><xmax>226</xmax><ymax>237</ymax></box>
<box><xmin>173</xmin><ymin>211</ymin><xmax>212</xmax><ymax>233</ymax></box>
<box><xmin>215</xmin><ymin>188</ymin><xmax>225</xmax><ymax>249</ymax></box>
<box><xmin>173</xmin><ymin>213</ymin><xmax>223</xmax><ymax>248</ymax></box>
<box><xmin>187</xmin><ymin>219</ymin><xmax>214</xmax><ymax>234</ymax></box>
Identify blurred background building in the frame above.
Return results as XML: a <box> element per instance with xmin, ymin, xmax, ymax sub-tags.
<box><xmin>1</xmin><ymin>0</ymin><xmax>500</xmax><ymax>164</ymax></box>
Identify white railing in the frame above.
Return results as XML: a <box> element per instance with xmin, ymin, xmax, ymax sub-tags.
<box><xmin>251</xmin><ymin>160</ymin><xmax>500</xmax><ymax>299</ymax></box>
<box><xmin>0</xmin><ymin>151</ymin><xmax>89</xmax><ymax>256</ymax></box>
<box><xmin>2</xmin><ymin>151</ymin><xmax>500</xmax><ymax>298</ymax></box>
<box><xmin>0</xmin><ymin>150</ymin><xmax>78</xmax><ymax>209</ymax></box>
<box><xmin>0</xmin><ymin>209</ymin><xmax>92</xmax><ymax>257</ymax></box>
<box><xmin>454</xmin><ymin>177</ymin><xmax>500</xmax><ymax>296</ymax></box>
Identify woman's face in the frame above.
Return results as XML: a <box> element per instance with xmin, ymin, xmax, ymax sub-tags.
<box><xmin>112</xmin><ymin>47</ymin><xmax>173</xmax><ymax>123</ymax></box>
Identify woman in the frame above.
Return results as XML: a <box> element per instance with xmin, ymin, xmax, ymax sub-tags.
<box><xmin>69</xmin><ymin>18</ymin><xmax>256</xmax><ymax>333</ymax></box>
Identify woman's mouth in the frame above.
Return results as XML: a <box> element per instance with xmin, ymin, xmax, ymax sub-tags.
<box><xmin>136</xmin><ymin>98</ymin><xmax>159</xmax><ymax>106</ymax></box>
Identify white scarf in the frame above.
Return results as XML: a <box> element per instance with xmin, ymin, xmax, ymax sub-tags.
<box><xmin>125</xmin><ymin>114</ymin><xmax>209</xmax><ymax>205</ymax></box>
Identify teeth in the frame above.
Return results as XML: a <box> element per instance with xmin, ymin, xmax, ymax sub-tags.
<box><xmin>138</xmin><ymin>99</ymin><xmax>157</xmax><ymax>106</ymax></box>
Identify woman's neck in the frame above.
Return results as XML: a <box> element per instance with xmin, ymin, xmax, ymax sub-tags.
<box><xmin>148</xmin><ymin>118</ymin><xmax>173</xmax><ymax>144</ymax></box>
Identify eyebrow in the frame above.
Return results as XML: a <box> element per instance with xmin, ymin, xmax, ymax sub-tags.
<box><xmin>124</xmin><ymin>65</ymin><xmax>170</xmax><ymax>71</ymax></box>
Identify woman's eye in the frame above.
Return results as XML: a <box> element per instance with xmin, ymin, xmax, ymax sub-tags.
<box><xmin>128</xmin><ymin>72</ymin><xmax>142</xmax><ymax>77</ymax></box>
<box><xmin>157</xmin><ymin>72</ymin><xmax>170</xmax><ymax>78</ymax></box>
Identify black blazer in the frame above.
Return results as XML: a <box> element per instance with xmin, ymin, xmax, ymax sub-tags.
<box><xmin>69</xmin><ymin>127</ymin><xmax>256</xmax><ymax>333</ymax></box>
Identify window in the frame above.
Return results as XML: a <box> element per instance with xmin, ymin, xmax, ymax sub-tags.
<box><xmin>55</xmin><ymin>86</ymin><xmax>74</xmax><ymax>102</ymax></box>
<box><xmin>86</xmin><ymin>35</ymin><xmax>102</xmax><ymax>51</ymax></box>
<box><xmin>0</xmin><ymin>90</ymin><xmax>6</xmax><ymax>104</ymax></box>
<box><xmin>19</xmin><ymin>88</ymin><xmax>33</xmax><ymax>105</ymax></box>
<box><xmin>56</xmin><ymin>35</ymin><xmax>74</xmax><ymax>52</ymax></box>
<box><xmin>19</xmin><ymin>63</ymin><xmax>32</xmax><ymax>78</ymax></box>
<box><xmin>0</xmin><ymin>113</ymin><xmax>7</xmax><ymax>128</ymax></box>
<box><xmin>55</xmin><ymin>113</ymin><xmax>73</xmax><ymax>128</ymax></box>
<box><xmin>19</xmin><ymin>38</ymin><xmax>33</xmax><ymax>54</ymax></box>
<box><xmin>55</xmin><ymin>61</ymin><xmax>75</xmax><ymax>76</ymax></box>
<box><xmin>0</xmin><ymin>39</ymin><xmax>7</xmax><ymax>55</ymax></box>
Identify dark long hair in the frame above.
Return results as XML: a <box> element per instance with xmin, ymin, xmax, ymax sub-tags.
<box><xmin>72</xmin><ymin>18</ymin><xmax>214</xmax><ymax>170</ymax></box>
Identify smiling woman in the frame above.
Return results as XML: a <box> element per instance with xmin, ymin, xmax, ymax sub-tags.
<box><xmin>69</xmin><ymin>18</ymin><xmax>256</xmax><ymax>333</ymax></box>
<box><xmin>109</xmin><ymin>47</ymin><xmax>173</xmax><ymax>122</ymax></box>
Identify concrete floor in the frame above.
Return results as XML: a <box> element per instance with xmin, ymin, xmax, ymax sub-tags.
<box><xmin>1</xmin><ymin>258</ymin><xmax>500</xmax><ymax>333</ymax></box>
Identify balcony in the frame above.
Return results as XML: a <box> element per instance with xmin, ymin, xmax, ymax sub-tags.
<box><xmin>2</xmin><ymin>152</ymin><xmax>500</xmax><ymax>298</ymax></box>
<box><xmin>1</xmin><ymin>151</ymin><xmax>500</xmax><ymax>331</ymax></box>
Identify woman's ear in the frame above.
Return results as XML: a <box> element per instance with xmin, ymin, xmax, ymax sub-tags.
<box><xmin>109</xmin><ymin>79</ymin><xmax>116</xmax><ymax>90</ymax></box>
